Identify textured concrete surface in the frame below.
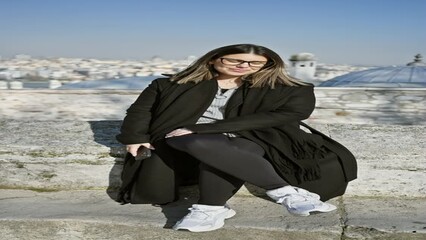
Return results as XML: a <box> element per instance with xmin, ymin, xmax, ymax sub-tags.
<box><xmin>342</xmin><ymin>196</ymin><xmax>426</xmax><ymax>239</ymax></box>
<box><xmin>0</xmin><ymin>190</ymin><xmax>342</xmax><ymax>240</ymax></box>
<box><xmin>0</xmin><ymin>120</ymin><xmax>425</xmax><ymax>239</ymax></box>
<box><xmin>0</xmin><ymin>120</ymin><xmax>425</xmax><ymax>197</ymax></box>
<box><xmin>0</xmin><ymin>190</ymin><xmax>424</xmax><ymax>240</ymax></box>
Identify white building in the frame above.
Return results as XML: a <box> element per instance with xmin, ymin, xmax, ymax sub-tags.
<box><xmin>288</xmin><ymin>53</ymin><xmax>317</xmax><ymax>81</ymax></box>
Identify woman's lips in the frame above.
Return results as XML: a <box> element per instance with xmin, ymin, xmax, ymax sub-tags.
<box><xmin>230</xmin><ymin>68</ymin><xmax>248</xmax><ymax>73</ymax></box>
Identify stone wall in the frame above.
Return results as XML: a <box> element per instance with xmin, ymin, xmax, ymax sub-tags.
<box><xmin>312</xmin><ymin>87</ymin><xmax>426</xmax><ymax>125</ymax></box>
<box><xmin>1</xmin><ymin>120</ymin><xmax>425</xmax><ymax>198</ymax></box>
<box><xmin>0</xmin><ymin>88</ymin><xmax>425</xmax><ymax>124</ymax></box>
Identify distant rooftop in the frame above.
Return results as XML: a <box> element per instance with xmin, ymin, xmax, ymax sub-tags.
<box><xmin>406</xmin><ymin>54</ymin><xmax>426</xmax><ymax>67</ymax></box>
<box><xmin>289</xmin><ymin>53</ymin><xmax>316</xmax><ymax>61</ymax></box>
<box><xmin>319</xmin><ymin>54</ymin><xmax>426</xmax><ymax>87</ymax></box>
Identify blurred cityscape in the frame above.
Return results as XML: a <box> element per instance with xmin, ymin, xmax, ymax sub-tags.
<box><xmin>0</xmin><ymin>53</ymin><xmax>373</xmax><ymax>89</ymax></box>
<box><xmin>1</xmin><ymin>53</ymin><xmax>424</xmax><ymax>125</ymax></box>
<box><xmin>0</xmin><ymin>54</ymin><xmax>196</xmax><ymax>89</ymax></box>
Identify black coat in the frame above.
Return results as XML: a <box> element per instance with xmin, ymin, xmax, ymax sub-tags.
<box><xmin>116</xmin><ymin>78</ymin><xmax>357</xmax><ymax>203</ymax></box>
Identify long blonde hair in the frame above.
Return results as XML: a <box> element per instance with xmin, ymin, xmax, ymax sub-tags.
<box><xmin>170</xmin><ymin>44</ymin><xmax>307</xmax><ymax>88</ymax></box>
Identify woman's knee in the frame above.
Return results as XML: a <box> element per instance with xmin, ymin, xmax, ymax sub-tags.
<box><xmin>229</xmin><ymin>138</ymin><xmax>265</xmax><ymax>156</ymax></box>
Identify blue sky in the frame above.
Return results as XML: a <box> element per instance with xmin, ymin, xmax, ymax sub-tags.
<box><xmin>1</xmin><ymin>0</ymin><xmax>425</xmax><ymax>65</ymax></box>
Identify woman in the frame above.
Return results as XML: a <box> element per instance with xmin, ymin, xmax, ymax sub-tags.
<box><xmin>116</xmin><ymin>44</ymin><xmax>356</xmax><ymax>232</ymax></box>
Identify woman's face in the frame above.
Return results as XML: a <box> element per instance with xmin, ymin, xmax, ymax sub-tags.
<box><xmin>210</xmin><ymin>53</ymin><xmax>268</xmax><ymax>78</ymax></box>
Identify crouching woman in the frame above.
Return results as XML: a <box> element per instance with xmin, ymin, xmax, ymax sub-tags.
<box><xmin>116</xmin><ymin>43</ymin><xmax>357</xmax><ymax>232</ymax></box>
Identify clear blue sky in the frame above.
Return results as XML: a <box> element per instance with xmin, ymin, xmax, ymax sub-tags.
<box><xmin>1</xmin><ymin>0</ymin><xmax>425</xmax><ymax>65</ymax></box>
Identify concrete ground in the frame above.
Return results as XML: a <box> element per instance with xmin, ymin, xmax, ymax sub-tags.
<box><xmin>1</xmin><ymin>189</ymin><xmax>425</xmax><ymax>240</ymax></box>
<box><xmin>0</xmin><ymin>120</ymin><xmax>425</xmax><ymax>239</ymax></box>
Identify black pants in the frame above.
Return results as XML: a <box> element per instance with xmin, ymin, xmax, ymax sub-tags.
<box><xmin>166</xmin><ymin>134</ymin><xmax>288</xmax><ymax>205</ymax></box>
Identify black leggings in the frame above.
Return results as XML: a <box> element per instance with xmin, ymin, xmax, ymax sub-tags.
<box><xmin>166</xmin><ymin>134</ymin><xmax>288</xmax><ymax>205</ymax></box>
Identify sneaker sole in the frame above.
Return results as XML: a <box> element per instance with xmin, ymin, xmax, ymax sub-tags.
<box><xmin>289</xmin><ymin>202</ymin><xmax>337</xmax><ymax>217</ymax></box>
<box><xmin>174</xmin><ymin>209</ymin><xmax>236</xmax><ymax>232</ymax></box>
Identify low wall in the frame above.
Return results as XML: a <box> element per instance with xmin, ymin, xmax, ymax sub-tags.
<box><xmin>0</xmin><ymin>87</ymin><xmax>425</xmax><ymax>124</ymax></box>
<box><xmin>312</xmin><ymin>87</ymin><xmax>425</xmax><ymax>125</ymax></box>
<box><xmin>0</xmin><ymin>120</ymin><xmax>425</xmax><ymax>198</ymax></box>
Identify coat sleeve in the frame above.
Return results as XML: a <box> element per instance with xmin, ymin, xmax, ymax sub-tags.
<box><xmin>116</xmin><ymin>79</ymin><xmax>160</xmax><ymax>144</ymax></box>
<box><xmin>184</xmin><ymin>86</ymin><xmax>315</xmax><ymax>134</ymax></box>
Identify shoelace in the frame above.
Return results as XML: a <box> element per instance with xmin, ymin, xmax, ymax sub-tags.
<box><xmin>277</xmin><ymin>193</ymin><xmax>312</xmax><ymax>204</ymax></box>
<box><xmin>293</xmin><ymin>188</ymin><xmax>321</xmax><ymax>200</ymax></box>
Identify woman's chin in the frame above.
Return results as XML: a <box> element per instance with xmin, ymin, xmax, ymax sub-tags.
<box><xmin>223</xmin><ymin>72</ymin><xmax>249</xmax><ymax>77</ymax></box>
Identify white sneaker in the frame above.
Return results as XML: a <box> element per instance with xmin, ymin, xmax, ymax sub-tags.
<box><xmin>266</xmin><ymin>186</ymin><xmax>337</xmax><ymax>217</ymax></box>
<box><xmin>173</xmin><ymin>204</ymin><xmax>236</xmax><ymax>232</ymax></box>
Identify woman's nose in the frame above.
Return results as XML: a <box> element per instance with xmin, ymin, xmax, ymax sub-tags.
<box><xmin>236</xmin><ymin>62</ymin><xmax>250</xmax><ymax>67</ymax></box>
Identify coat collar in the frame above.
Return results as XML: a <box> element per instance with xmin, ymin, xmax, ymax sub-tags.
<box><xmin>224</xmin><ymin>81</ymin><xmax>245</xmax><ymax>117</ymax></box>
<box><xmin>159</xmin><ymin>78</ymin><xmax>266</xmax><ymax>118</ymax></box>
<box><xmin>224</xmin><ymin>80</ymin><xmax>272</xmax><ymax>117</ymax></box>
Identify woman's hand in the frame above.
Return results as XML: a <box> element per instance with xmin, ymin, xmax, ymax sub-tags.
<box><xmin>126</xmin><ymin>143</ymin><xmax>155</xmax><ymax>157</ymax></box>
<box><xmin>165</xmin><ymin>128</ymin><xmax>194</xmax><ymax>138</ymax></box>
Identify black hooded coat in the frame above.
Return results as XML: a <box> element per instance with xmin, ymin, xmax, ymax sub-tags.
<box><xmin>116</xmin><ymin>78</ymin><xmax>357</xmax><ymax>204</ymax></box>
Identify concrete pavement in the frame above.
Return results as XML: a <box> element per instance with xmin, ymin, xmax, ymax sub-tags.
<box><xmin>0</xmin><ymin>120</ymin><xmax>425</xmax><ymax>239</ymax></box>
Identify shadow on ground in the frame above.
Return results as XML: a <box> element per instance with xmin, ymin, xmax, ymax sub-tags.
<box><xmin>88</xmin><ymin>120</ymin><xmax>124</xmax><ymax>201</ymax></box>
